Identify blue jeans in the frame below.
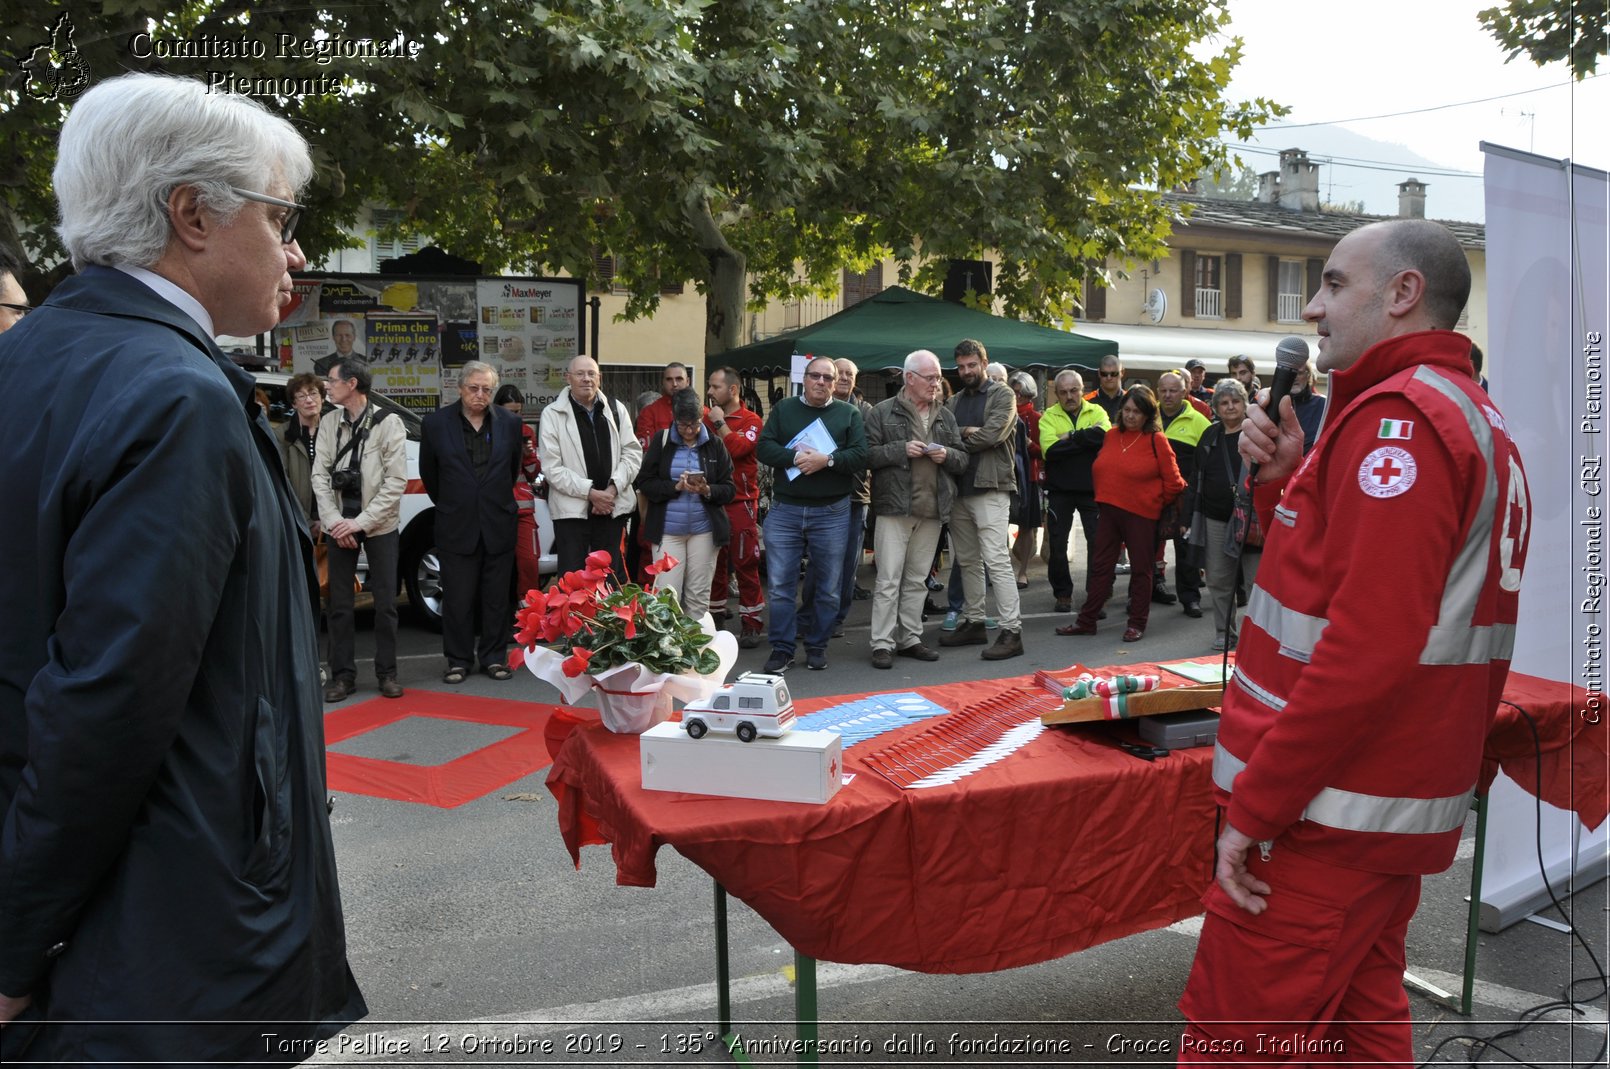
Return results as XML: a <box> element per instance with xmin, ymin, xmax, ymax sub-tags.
<box><xmin>763</xmin><ymin>497</ymin><xmax>850</xmax><ymax>655</ymax></box>
<box><xmin>801</xmin><ymin>500</ymin><xmax>866</xmax><ymax>631</ymax></box>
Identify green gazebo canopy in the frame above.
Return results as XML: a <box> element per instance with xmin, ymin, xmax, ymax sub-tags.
<box><xmin>719</xmin><ymin>286</ymin><xmax>1118</xmax><ymax>372</ymax></box>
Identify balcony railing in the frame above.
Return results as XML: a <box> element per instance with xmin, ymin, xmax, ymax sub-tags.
<box><xmin>1194</xmin><ymin>287</ymin><xmax>1222</xmax><ymax>319</ymax></box>
<box><xmin>1277</xmin><ymin>292</ymin><xmax>1305</xmax><ymax>322</ymax></box>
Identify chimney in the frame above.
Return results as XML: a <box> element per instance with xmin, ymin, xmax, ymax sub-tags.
<box><xmin>1257</xmin><ymin>170</ymin><xmax>1281</xmax><ymax>204</ymax></box>
<box><xmin>1278</xmin><ymin>148</ymin><xmax>1319</xmax><ymax>212</ymax></box>
<box><xmin>1398</xmin><ymin>178</ymin><xmax>1427</xmax><ymax>218</ymax></box>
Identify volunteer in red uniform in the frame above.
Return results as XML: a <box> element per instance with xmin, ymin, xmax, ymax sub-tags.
<box><xmin>1178</xmin><ymin>220</ymin><xmax>1530</xmax><ymax>1065</ymax></box>
<box><xmin>705</xmin><ymin>366</ymin><xmax>766</xmax><ymax>646</ymax></box>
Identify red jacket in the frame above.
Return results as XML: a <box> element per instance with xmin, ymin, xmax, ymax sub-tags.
<box><xmin>635</xmin><ymin>395</ymin><xmax>674</xmax><ymax>449</ymax></box>
<box><xmin>1222</xmin><ymin>331</ymin><xmax>1530</xmax><ymax>875</ymax></box>
<box><xmin>707</xmin><ymin>405</ymin><xmax>762</xmax><ymax>503</ymax></box>
<box><xmin>1091</xmin><ymin>428</ymin><xmax>1185</xmax><ymax>519</ymax></box>
<box><xmin>1016</xmin><ymin>400</ymin><xmax>1043</xmax><ymax>485</ymax></box>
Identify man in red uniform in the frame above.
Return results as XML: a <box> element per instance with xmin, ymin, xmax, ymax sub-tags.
<box><xmin>705</xmin><ymin>366</ymin><xmax>765</xmax><ymax>646</ymax></box>
<box><xmin>635</xmin><ymin>362</ymin><xmax>691</xmax><ymax>448</ymax></box>
<box><xmin>1178</xmin><ymin>219</ymin><xmax>1530</xmax><ymax>1065</ymax></box>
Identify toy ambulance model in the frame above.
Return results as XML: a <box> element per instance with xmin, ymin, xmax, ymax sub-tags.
<box><xmin>681</xmin><ymin>672</ymin><xmax>795</xmax><ymax>743</ymax></box>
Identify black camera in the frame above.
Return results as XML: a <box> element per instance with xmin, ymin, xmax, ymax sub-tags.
<box><xmin>331</xmin><ymin>468</ymin><xmax>361</xmax><ymax>492</ymax></box>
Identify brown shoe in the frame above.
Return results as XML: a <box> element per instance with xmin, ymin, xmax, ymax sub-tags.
<box><xmin>871</xmin><ymin>648</ymin><xmax>894</xmax><ymax>669</ymax></box>
<box><xmin>378</xmin><ymin>677</ymin><xmax>405</xmax><ymax>699</ymax></box>
<box><xmin>322</xmin><ymin>679</ymin><xmax>353</xmax><ymax>703</ymax></box>
<box><xmin>939</xmin><ymin>619</ymin><xmax>988</xmax><ymax>647</ymax></box>
<box><xmin>981</xmin><ymin>629</ymin><xmax>1024</xmax><ymax>660</ymax></box>
<box><xmin>1054</xmin><ymin>597</ymin><xmax>1072</xmax><ymax>613</ymax></box>
<box><xmin>896</xmin><ymin>643</ymin><xmax>940</xmax><ymax>662</ymax></box>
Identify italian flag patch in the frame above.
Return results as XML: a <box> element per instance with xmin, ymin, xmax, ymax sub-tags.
<box><xmin>1378</xmin><ymin>419</ymin><xmax>1415</xmax><ymax>440</ymax></box>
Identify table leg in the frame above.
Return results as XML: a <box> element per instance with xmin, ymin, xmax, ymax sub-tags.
<box><xmin>713</xmin><ymin>879</ymin><xmax>822</xmax><ymax>1068</ymax></box>
<box><xmin>795</xmin><ymin>949</ymin><xmax>818</xmax><ymax>1067</ymax></box>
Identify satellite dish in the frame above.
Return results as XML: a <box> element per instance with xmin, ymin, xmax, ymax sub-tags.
<box><xmin>1143</xmin><ymin>288</ymin><xmax>1168</xmax><ymax>324</ymax></box>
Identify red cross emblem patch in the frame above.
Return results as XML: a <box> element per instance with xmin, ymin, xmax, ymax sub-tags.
<box><xmin>1358</xmin><ymin>445</ymin><xmax>1417</xmax><ymax>498</ymax></box>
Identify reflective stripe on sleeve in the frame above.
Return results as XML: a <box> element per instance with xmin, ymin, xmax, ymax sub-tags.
<box><xmin>1214</xmin><ymin>742</ymin><xmax>1474</xmax><ymax>836</ymax></box>
<box><xmin>1411</xmin><ymin>368</ymin><xmax>1505</xmax><ymax>666</ymax></box>
<box><xmin>1273</xmin><ymin>504</ymin><xmax>1298</xmax><ymax>527</ymax></box>
<box><xmin>1230</xmin><ymin>665</ymin><xmax>1286</xmax><ymax>711</ymax></box>
<box><xmin>1245</xmin><ymin>587</ymin><xmax>1328</xmax><ymax>663</ymax></box>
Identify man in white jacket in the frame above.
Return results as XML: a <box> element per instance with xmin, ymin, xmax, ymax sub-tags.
<box><xmin>540</xmin><ymin>355</ymin><xmax>643</xmax><ymax>580</ymax></box>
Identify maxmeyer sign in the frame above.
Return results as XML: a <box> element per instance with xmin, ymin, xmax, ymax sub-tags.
<box><xmin>275</xmin><ymin>274</ymin><xmax>585</xmax><ymax>411</ymax></box>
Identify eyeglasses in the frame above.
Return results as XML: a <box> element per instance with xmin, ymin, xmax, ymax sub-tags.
<box><xmin>1100</xmin><ymin>371</ymin><xmax>1120</xmax><ymax>378</ymax></box>
<box><xmin>908</xmin><ymin>371</ymin><xmax>942</xmax><ymax>382</ymax></box>
<box><xmin>803</xmin><ymin>371</ymin><xmax>835</xmax><ymax>382</ymax></box>
<box><xmin>463</xmin><ymin>384</ymin><xmax>495</xmax><ymax>395</ymax></box>
<box><xmin>231</xmin><ymin>186</ymin><xmax>305</xmax><ymax>244</ymax></box>
<box><xmin>0</xmin><ymin>302</ymin><xmax>29</xmax><ymax>318</ymax></box>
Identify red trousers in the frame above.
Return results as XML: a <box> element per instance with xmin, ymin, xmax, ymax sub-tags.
<box><xmin>1076</xmin><ymin>503</ymin><xmax>1157</xmax><ymax>631</ymax></box>
<box><xmin>1178</xmin><ymin>840</ymin><xmax>1421</xmax><ymax>1067</ymax></box>
<box><xmin>514</xmin><ymin>484</ymin><xmax>542</xmax><ymax>602</ymax></box>
<box><xmin>709</xmin><ymin>500</ymin><xmax>764</xmax><ymax>622</ymax></box>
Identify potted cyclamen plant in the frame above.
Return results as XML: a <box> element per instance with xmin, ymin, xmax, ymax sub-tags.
<box><xmin>511</xmin><ymin>550</ymin><xmax>738</xmax><ymax>733</ymax></box>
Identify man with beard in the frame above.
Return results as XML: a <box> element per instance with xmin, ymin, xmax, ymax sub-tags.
<box><xmin>940</xmin><ymin>339</ymin><xmax>1024</xmax><ymax>660</ymax></box>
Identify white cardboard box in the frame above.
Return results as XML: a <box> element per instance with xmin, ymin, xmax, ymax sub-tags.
<box><xmin>640</xmin><ymin>721</ymin><xmax>844</xmax><ymax>805</ymax></box>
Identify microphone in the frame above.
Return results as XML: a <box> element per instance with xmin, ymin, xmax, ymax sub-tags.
<box><xmin>1246</xmin><ymin>335</ymin><xmax>1311</xmax><ymax>483</ymax></box>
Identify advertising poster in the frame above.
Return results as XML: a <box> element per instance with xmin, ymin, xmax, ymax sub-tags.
<box><xmin>475</xmin><ymin>279</ymin><xmax>582</xmax><ymax>411</ymax></box>
<box><xmin>365</xmin><ymin>314</ymin><xmax>441</xmax><ymax>414</ymax></box>
<box><xmin>274</xmin><ymin>274</ymin><xmax>582</xmax><ymax>409</ymax></box>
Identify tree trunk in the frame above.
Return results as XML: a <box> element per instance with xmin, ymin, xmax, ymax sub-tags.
<box><xmin>683</xmin><ymin>193</ymin><xmax>746</xmax><ymax>357</ymax></box>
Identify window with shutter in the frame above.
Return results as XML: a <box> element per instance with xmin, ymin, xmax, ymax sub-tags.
<box><xmin>1194</xmin><ymin>254</ymin><xmax>1223</xmax><ymax>318</ymax></box>
<box><xmin>1084</xmin><ymin>273</ymin><xmax>1106</xmax><ymax>321</ymax></box>
<box><xmin>1275</xmin><ymin>260</ymin><xmax>1306</xmax><ymax>322</ymax></box>
<box><xmin>842</xmin><ymin>264</ymin><xmax>884</xmax><ymax>309</ymax></box>
<box><xmin>370</xmin><ymin>208</ymin><xmax>423</xmax><ymax>271</ymax></box>
<box><xmin>1225</xmin><ymin>253</ymin><xmax>1242</xmax><ymax>319</ymax></box>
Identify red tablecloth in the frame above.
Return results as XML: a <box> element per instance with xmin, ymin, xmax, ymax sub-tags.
<box><xmin>546</xmin><ymin>664</ymin><xmax>1606</xmax><ymax>975</ymax></box>
<box><xmin>547</xmin><ymin>666</ymin><xmax>1218</xmax><ymax>974</ymax></box>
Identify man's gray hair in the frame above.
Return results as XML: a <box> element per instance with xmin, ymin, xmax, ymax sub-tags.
<box><xmin>903</xmin><ymin>349</ymin><xmax>940</xmax><ymax>373</ymax></box>
<box><xmin>1055</xmin><ymin>369</ymin><xmax>1083</xmax><ymax>392</ymax></box>
<box><xmin>54</xmin><ymin>73</ymin><xmax>312</xmax><ymax>271</ymax></box>
<box><xmin>461</xmin><ymin>360</ymin><xmax>500</xmax><ymax>386</ymax></box>
<box><xmin>1211</xmin><ymin>377</ymin><xmax>1248</xmax><ymax>407</ymax></box>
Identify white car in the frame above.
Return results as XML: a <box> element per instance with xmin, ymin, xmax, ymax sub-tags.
<box><xmin>681</xmin><ymin>673</ymin><xmax>796</xmax><ymax>743</ymax></box>
<box><xmin>254</xmin><ymin>371</ymin><xmax>557</xmax><ymax>626</ymax></box>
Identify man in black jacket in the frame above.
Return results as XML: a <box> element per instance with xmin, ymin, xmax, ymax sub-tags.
<box><xmin>0</xmin><ymin>72</ymin><xmax>364</xmax><ymax>1062</ymax></box>
<box><xmin>420</xmin><ymin>361</ymin><xmax>525</xmax><ymax>683</ymax></box>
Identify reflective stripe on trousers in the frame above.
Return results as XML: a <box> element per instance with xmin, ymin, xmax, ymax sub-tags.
<box><xmin>1213</xmin><ymin>741</ymin><xmax>1473</xmax><ymax>836</ymax></box>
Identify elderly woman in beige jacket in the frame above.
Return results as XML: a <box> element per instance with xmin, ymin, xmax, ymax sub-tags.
<box><xmin>539</xmin><ymin>355</ymin><xmax>643</xmax><ymax>581</ymax></box>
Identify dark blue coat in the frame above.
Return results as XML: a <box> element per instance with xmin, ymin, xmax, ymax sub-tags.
<box><xmin>0</xmin><ymin>267</ymin><xmax>365</xmax><ymax>1061</ymax></box>
<box><xmin>419</xmin><ymin>401</ymin><xmax>523</xmax><ymax>555</ymax></box>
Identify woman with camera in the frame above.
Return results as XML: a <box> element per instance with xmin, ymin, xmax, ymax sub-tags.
<box><xmin>636</xmin><ymin>389</ymin><xmax>736</xmax><ymax>620</ymax></box>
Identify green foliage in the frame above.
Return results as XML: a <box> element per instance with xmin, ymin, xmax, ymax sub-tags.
<box><xmin>570</xmin><ymin>583</ymin><xmax>722</xmax><ymax>677</ymax></box>
<box><xmin>1479</xmin><ymin>0</ymin><xmax>1608</xmax><ymax>77</ymax></box>
<box><xmin>1</xmin><ymin>0</ymin><xmax>1282</xmax><ymax>347</ymax></box>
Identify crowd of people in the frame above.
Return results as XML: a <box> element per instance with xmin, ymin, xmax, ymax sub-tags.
<box><xmin>598</xmin><ymin>345</ymin><xmax>1329</xmax><ymax>670</ymax></box>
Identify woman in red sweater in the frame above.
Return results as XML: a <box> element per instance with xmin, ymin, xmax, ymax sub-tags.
<box><xmin>1056</xmin><ymin>385</ymin><xmax>1185</xmax><ymax>642</ymax></box>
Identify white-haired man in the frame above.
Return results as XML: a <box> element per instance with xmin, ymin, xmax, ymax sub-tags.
<box><xmin>864</xmin><ymin>350</ymin><xmax>968</xmax><ymax>667</ymax></box>
<box><xmin>0</xmin><ymin>73</ymin><xmax>365</xmax><ymax>1059</ymax></box>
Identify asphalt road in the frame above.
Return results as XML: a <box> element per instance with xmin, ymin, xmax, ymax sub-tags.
<box><xmin>309</xmin><ymin>561</ymin><xmax>1608</xmax><ymax>1068</ymax></box>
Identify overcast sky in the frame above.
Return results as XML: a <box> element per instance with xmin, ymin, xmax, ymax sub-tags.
<box><xmin>1215</xmin><ymin>0</ymin><xmax>1606</xmax><ymax>216</ymax></box>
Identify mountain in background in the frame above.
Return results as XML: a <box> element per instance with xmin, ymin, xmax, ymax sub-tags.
<box><xmin>1221</xmin><ymin>125</ymin><xmax>1489</xmax><ymax>224</ymax></box>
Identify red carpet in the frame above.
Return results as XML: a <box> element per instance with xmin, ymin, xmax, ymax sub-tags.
<box><xmin>325</xmin><ymin>692</ymin><xmax>562</xmax><ymax>808</ymax></box>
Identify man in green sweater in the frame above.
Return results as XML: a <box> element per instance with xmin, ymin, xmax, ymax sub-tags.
<box><xmin>755</xmin><ymin>355</ymin><xmax>870</xmax><ymax>672</ymax></box>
